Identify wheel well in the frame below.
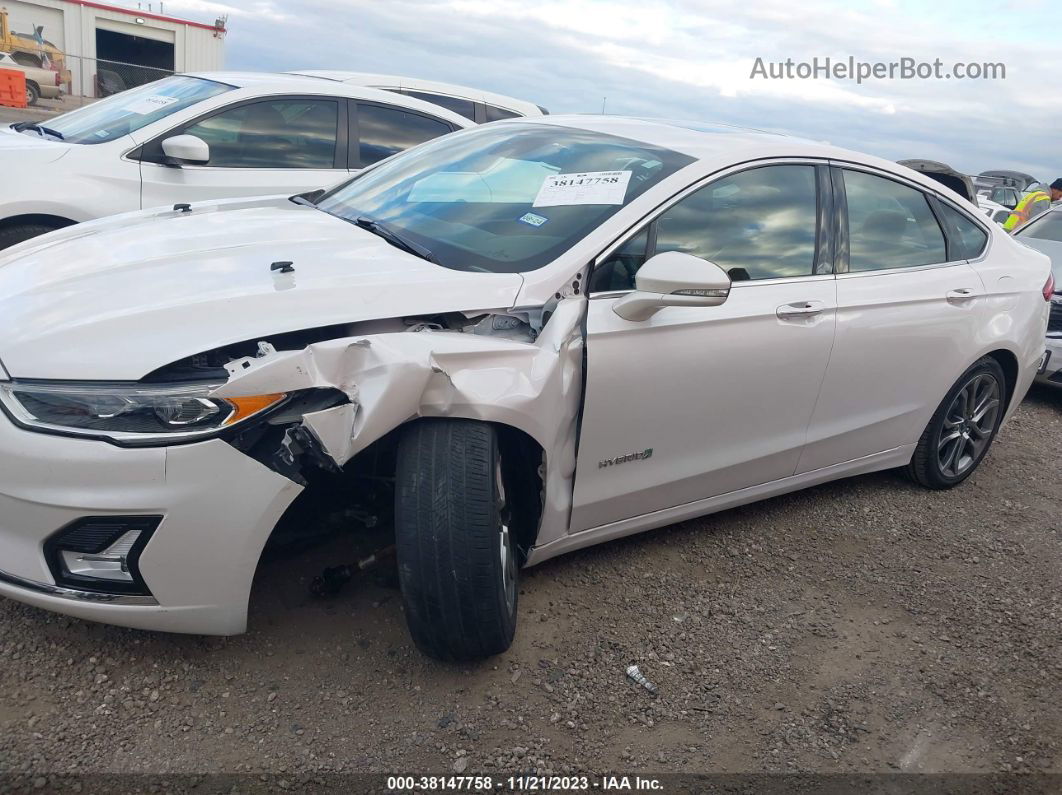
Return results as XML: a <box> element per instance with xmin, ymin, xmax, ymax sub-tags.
<box><xmin>494</xmin><ymin>424</ymin><xmax>545</xmax><ymax>562</ymax></box>
<box><xmin>258</xmin><ymin>418</ymin><xmax>545</xmax><ymax>565</ymax></box>
<box><xmin>986</xmin><ymin>349</ymin><xmax>1019</xmax><ymax>413</ymax></box>
<box><xmin>0</xmin><ymin>214</ymin><xmax>77</xmax><ymax>233</ymax></box>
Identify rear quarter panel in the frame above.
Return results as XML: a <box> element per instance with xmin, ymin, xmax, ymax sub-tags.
<box><xmin>971</xmin><ymin>231</ymin><xmax>1051</xmax><ymax>422</ymax></box>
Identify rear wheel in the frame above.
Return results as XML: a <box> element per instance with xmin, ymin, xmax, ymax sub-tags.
<box><xmin>907</xmin><ymin>357</ymin><xmax>1005</xmax><ymax>489</ymax></box>
<box><xmin>25</xmin><ymin>81</ymin><xmax>39</xmax><ymax>106</ymax></box>
<box><xmin>0</xmin><ymin>223</ymin><xmax>58</xmax><ymax>250</ymax></box>
<box><xmin>395</xmin><ymin>419</ymin><xmax>517</xmax><ymax>660</ymax></box>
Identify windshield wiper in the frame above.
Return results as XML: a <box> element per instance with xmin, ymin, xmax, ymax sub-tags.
<box><xmin>11</xmin><ymin>121</ymin><xmax>64</xmax><ymax>140</ymax></box>
<box><xmin>289</xmin><ymin>195</ymin><xmax>316</xmax><ymax>207</ymax></box>
<box><xmin>352</xmin><ymin>216</ymin><xmax>436</xmax><ymax>264</ymax></box>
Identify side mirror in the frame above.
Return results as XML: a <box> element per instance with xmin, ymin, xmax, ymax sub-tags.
<box><xmin>161</xmin><ymin>134</ymin><xmax>210</xmax><ymax>166</ymax></box>
<box><xmin>613</xmin><ymin>251</ymin><xmax>731</xmax><ymax>321</ymax></box>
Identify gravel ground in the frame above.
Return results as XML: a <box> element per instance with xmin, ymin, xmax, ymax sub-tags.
<box><xmin>1</xmin><ymin>387</ymin><xmax>1060</xmax><ymax>781</ymax></box>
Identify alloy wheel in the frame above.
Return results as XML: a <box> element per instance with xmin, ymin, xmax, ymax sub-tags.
<box><xmin>937</xmin><ymin>372</ymin><xmax>1001</xmax><ymax>478</ymax></box>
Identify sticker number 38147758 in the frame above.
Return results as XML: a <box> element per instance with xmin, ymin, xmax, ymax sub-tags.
<box><xmin>532</xmin><ymin>170</ymin><xmax>632</xmax><ymax>208</ymax></box>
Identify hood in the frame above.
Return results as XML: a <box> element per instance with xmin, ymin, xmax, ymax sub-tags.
<box><xmin>1018</xmin><ymin>236</ymin><xmax>1062</xmax><ymax>286</ymax></box>
<box><xmin>0</xmin><ymin>198</ymin><xmax>524</xmax><ymax>380</ymax></box>
<box><xmin>0</xmin><ymin>125</ymin><xmax>72</xmax><ymax>165</ymax></box>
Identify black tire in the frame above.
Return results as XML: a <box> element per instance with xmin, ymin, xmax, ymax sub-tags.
<box><xmin>25</xmin><ymin>81</ymin><xmax>40</xmax><ymax>106</ymax></box>
<box><xmin>395</xmin><ymin>419</ymin><xmax>517</xmax><ymax>661</ymax></box>
<box><xmin>907</xmin><ymin>356</ymin><xmax>1006</xmax><ymax>489</ymax></box>
<box><xmin>0</xmin><ymin>224</ymin><xmax>57</xmax><ymax>250</ymax></box>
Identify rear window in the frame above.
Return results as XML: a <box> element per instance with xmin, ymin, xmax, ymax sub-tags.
<box><xmin>485</xmin><ymin>105</ymin><xmax>521</xmax><ymax>122</ymax></box>
<box><xmin>405</xmin><ymin>90</ymin><xmax>476</xmax><ymax>121</ymax></box>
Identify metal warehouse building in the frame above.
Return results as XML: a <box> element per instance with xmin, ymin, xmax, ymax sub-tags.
<box><xmin>3</xmin><ymin>0</ymin><xmax>226</xmax><ymax>98</ymax></box>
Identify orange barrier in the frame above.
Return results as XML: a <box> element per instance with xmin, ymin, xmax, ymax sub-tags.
<box><xmin>0</xmin><ymin>68</ymin><xmax>27</xmax><ymax>109</ymax></box>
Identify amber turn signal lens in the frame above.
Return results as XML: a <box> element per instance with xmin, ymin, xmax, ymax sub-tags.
<box><xmin>223</xmin><ymin>394</ymin><xmax>286</xmax><ymax>425</ymax></box>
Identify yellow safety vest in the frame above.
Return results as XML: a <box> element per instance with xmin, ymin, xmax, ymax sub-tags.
<box><xmin>1004</xmin><ymin>191</ymin><xmax>1051</xmax><ymax>231</ymax></box>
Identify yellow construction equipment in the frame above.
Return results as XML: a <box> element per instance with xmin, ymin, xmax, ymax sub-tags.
<box><xmin>0</xmin><ymin>8</ymin><xmax>71</xmax><ymax>88</ymax></box>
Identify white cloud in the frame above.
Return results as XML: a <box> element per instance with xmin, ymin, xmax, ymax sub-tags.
<box><xmin>154</xmin><ymin>0</ymin><xmax>1060</xmax><ymax>179</ymax></box>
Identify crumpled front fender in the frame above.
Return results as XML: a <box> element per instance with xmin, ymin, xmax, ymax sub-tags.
<box><xmin>214</xmin><ymin>297</ymin><xmax>587</xmax><ymax>551</ymax></box>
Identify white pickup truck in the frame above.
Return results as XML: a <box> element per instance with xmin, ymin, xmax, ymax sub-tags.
<box><xmin>0</xmin><ymin>51</ymin><xmax>62</xmax><ymax>105</ymax></box>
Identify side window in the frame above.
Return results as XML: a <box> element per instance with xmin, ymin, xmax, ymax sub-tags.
<box><xmin>404</xmin><ymin>90</ymin><xmax>476</xmax><ymax>120</ymax></box>
<box><xmin>938</xmin><ymin>203</ymin><xmax>988</xmax><ymax>259</ymax></box>
<box><xmin>181</xmin><ymin>99</ymin><xmax>338</xmax><ymax>169</ymax></box>
<box><xmin>653</xmin><ymin>164</ymin><xmax>819</xmax><ymax>281</ymax></box>
<box><xmin>485</xmin><ymin>104</ymin><xmax>521</xmax><ymax>122</ymax></box>
<box><xmin>843</xmin><ymin>170</ymin><xmax>947</xmax><ymax>271</ymax></box>
<box><xmin>357</xmin><ymin>104</ymin><xmax>454</xmax><ymax>167</ymax></box>
<box><xmin>590</xmin><ymin>229</ymin><xmax>650</xmax><ymax>293</ymax></box>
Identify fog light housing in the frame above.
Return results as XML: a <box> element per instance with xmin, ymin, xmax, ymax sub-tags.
<box><xmin>44</xmin><ymin>516</ymin><xmax>161</xmax><ymax>595</ymax></box>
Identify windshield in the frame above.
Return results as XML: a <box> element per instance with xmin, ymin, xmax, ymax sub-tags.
<box><xmin>316</xmin><ymin>123</ymin><xmax>694</xmax><ymax>273</ymax></box>
<box><xmin>1017</xmin><ymin>211</ymin><xmax>1062</xmax><ymax>242</ymax></box>
<box><xmin>27</xmin><ymin>76</ymin><xmax>233</xmax><ymax>144</ymax></box>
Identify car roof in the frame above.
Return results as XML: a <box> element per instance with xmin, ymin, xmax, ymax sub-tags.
<box><xmin>287</xmin><ymin>71</ymin><xmax>545</xmax><ymax>116</ymax></box>
<box><xmin>497</xmin><ymin>115</ymin><xmax>982</xmax><ymax>208</ymax></box>
<box><xmin>180</xmin><ymin>71</ymin><xmax>475</xmax><ymax>128</ymax></box>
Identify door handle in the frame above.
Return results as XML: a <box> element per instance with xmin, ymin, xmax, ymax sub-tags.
<box><xmin>776</xmin><ymin>300</ymin><xmax>826</xmax><ymax>319</ymax></box>
<box><xmin>946</xmin><ymin>288</ymin><xmax>978</xmax><ymax>304</ymax></box>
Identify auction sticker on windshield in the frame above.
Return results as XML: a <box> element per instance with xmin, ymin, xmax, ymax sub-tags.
<box><xmin>122</xmin><ymin>95</ymin><xmax>180</xmax><ymax>115</ymax></box>
<box><xmin>533</xmin><ymin>170</ymin><xmax>631</xmax><ymax>207</ymax></box>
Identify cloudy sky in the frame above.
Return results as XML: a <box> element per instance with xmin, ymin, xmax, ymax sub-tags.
<box><xmin>151</xmin><ymin>0</ymin><xmax>1057</xmax><ymax>180</ymax></box>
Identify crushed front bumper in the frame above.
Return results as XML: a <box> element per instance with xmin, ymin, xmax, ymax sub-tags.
<box><xmin>0</xmin><ymin>412</ymin><xmax>302</xmax><ymax>634</ymax></box>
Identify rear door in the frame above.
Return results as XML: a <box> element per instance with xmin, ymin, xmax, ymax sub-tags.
<box><xmin>138</xmin><ymin>94</ymin><xmax>349</xmax><ymax>208</ymax></box>
<box><xmin>797</xmin><ymin>165</ymin><xmax>988</xmax><ymax>472</ymax></box>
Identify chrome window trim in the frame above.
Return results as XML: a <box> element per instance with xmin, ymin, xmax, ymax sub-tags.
<box><xmin>731</xmin><ymin>273</ymin><xmax>835</xmax><ymax>287</ymax></box>
<box><xmin>588</xmin><ymin>157</ymin><xmax>832</xmax><ymax>296</ymax></box>
<box><xmin>0</xmin><ymin>566</ymin><xmax>158</xmax><ymax>605</ymax></box>
<box><xmin>835</xmin><ymin>259</ymin><xmax>966</xmax><ymax>279</ymax></box>
<box><xmin>588</xmin><ymin>272</ymin><xmax>835</xmax><ymax>299</ymax></box>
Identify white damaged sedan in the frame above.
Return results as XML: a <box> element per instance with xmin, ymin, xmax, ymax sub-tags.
<box><xmin>0</xmin><ymin>118</ymin><xmax>1050</xmax><ymax>659</ymax></box>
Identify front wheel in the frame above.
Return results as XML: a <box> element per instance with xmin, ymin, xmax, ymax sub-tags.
<box><xmin>907</xmin><ymin>356</ymin><xmax>1005</xmax><ymax>489</ymax></box>
<box><xmin>25</xmin><ymin>81</ymin><xmax>40</xmax><ymax>106</ymax></box>
<box><xmin>395</xmin><ymin>419</ymin><xmax>517</xmax><ymax>660</ymax></box>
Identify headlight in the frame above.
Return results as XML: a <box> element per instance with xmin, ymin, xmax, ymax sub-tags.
<box><xmin>0</xmin><ymin>380</ymin><xmax>286</xmax><ymax>444</ymax></box>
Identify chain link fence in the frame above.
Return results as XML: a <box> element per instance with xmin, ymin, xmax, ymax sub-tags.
<box><xmin>4</xmin><ymin>50</ymin><xmax>173</xmax><ymax>111</ymax></box>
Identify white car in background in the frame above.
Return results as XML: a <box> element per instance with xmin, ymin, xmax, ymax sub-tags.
<box><xmin>0</xmin><ymin>51</ymin><xmax>62</xmax><ymax>106</ymax></box>
<box><xmin>978</xmin><ymin>196</ymin><xmax>1013</xmax><ymax>225</ymax></box>
<box><xmin>1013</xmin><ymin>207</ymin><xmax>1062</xmax><ymax>384</ymax></box>
<box><xmin>0</xmin><ymin>71</ymin><xmax>472</xmax><ymax>249</ymax></box>
<box><xmin>290</xmin><ymin>70</ymin><xmax>547</xmax><ymax>122</ymax></box>
<box><xmin>0</xmin><ymin>118</ymin><xmax>1049</xmax><ymax>660</ymax></box>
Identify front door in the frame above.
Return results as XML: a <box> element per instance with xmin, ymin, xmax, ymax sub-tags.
<box><xmin>571</xmin><ymin>162</ymin><xmax>838</xmax><ymax>531</ymax></box>
<box><xmin>139</xmin><ymin>96</ymin><xmax>349</xmax><ymax>209</ymax></box>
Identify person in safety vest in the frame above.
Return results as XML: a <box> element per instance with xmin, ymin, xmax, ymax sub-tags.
<box><xmin>1050</xmin><ymin>178</ymin><xmax>1062</xmax><ymax>203</ymax></box>
<box><xmin>1004</xmin><ymin>188</ymin><xmax>1052</xmax><ymax>231</ymax></box>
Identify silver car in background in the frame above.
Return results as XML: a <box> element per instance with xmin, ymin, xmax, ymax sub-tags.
<box><xmin>1014</xmin><ymin>206</ymin><xmax>1062</xmax><ymax>384</ymax></box>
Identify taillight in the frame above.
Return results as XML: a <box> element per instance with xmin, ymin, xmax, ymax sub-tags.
<box><xmin>1044</xmin><ymin>274</ymin><xmax>1055</xmax><ymax>302</ymax></box>
<box><xmin>54</xmin><ymin>72</ymin><xmax>60</xmax><ymax>86</ymax></box>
